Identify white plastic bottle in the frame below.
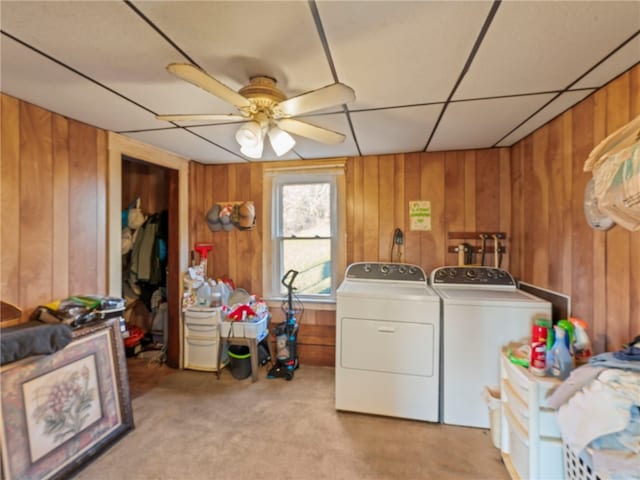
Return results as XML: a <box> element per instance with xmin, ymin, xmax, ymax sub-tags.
<box><xmin>196</xmin><ymin>281</ymin><xmax>212</xmax><ymax>306</ymax></box>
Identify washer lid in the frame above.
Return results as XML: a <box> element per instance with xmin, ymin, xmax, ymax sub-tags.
<box><xmin>435</xmin><ymin>287</ymin><xmax>549</xmax><ymax>306</ymax></box>
<box><xmin>338</xmin><ymin>280</ymin><xmax>439</xmax><ymax>302</ymax></box>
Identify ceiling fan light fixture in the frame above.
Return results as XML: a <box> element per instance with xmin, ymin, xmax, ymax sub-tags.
<box><xmin>240</xmin><ymin>140</ymin><xmax>264</xmax><ymax>159</ymax></box>
<box><xmin>268</xmin><ymin>126</ymin><xmax>296</xmax><ymax>156</ymax></box>
<box><xmin>161</xmin><ymin>63</ymin><xmax>355</xmax><ymax>158</ymax></box>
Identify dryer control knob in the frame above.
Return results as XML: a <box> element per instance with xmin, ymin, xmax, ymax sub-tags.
<box><xmin>398</xmin><ymin>266</ymin><xmax>407</xmax><ymax>274</ymax></box>
<box><xmin>465</xmin><ymin>269</ymin><xmax>477</xmax><ymax>279</ymax></box>
<box><xmin>363</xmin><ymin>264</ymin><xmax>372</xmax><ymax>273</ymax></box>
<box><xmin>380</xmin><ymin>265</ymin><xmax>390</xmax><ymax>274</ymax></box>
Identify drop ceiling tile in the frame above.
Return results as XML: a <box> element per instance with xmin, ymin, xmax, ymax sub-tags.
<box><xmin>496</xmin><ymin>89</ymin><xmax>595</xmax><ymax>147</ymax></box>
<box><xmin>428</xmin><ymin>94</ymin><xmax>555</xmax><ymax>151</ymax></box>
<box><xmin>133</xmin><ymin>1</ymin><xmax>335</xmax><ymax>97</ymax></box>
<box><xmin>454</xmin><ymin>1</ymin><xmax>640</xmax><ymax>99</ymax></box>
<box><xmin>573</xmin><ymin>35</ymin><xmax>640</xmax><ymax>89</ymax></box>
<box><xmin>351</xmin><ymin>105</ymin><xmax>442</xmax><ymax>156</ymax></box>
<box><xmin>0</xmin><ymin>36</ymin><xmax>160</xmax><ymax>132</ymax></box>
<box><xmin>124</xmin><ymin>128</ymin><xmax>245</xmax><ymax>164</ymax></box>
<box><xmin>0</xmin><ymin>1</ymin><xmax>229</xmax><ymax>117</ymax></box>
<box><xmin>318</xmin><ymin>1</ymin><xmax>494</xmax><ymax>108</ymax></box>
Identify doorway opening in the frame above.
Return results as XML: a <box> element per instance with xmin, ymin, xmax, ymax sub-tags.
<box><xmin>107</xmin><ymin>133</ymin><xmax>189</xmax><ymax>369</ymax></box>
<box><xmin>121</xmin><ymin>156</ymin><xmax>174</xmax><ymax>364</ymax></box>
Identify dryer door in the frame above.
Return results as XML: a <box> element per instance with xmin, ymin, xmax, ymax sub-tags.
<box><xmin>340</xmin><ymin>317</ymin><xmax>434</xmax><ymax>377</ymax></box>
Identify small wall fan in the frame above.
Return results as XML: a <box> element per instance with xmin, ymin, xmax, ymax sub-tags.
<box><xmin>156</xmin><ymin>63</ymin><xmax>355</xmax><ymax>159</ymax></box>
<box><xmin>583</xmin><ymin>178</ymin><xmax>615</xmax><ymax>230</ymax></box>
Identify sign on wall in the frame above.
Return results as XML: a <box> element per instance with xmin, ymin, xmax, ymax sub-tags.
<box><xmin>409</xmin><ymin>201</ymin><xmax>432</xmax><ymax>231</ymax></box>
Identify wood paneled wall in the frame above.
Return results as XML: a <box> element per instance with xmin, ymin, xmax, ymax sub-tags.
<box><xmin>1</xmin><ymin>94</ymin><xmax>108</xmax><ymax>322</ymax></box>
<box><xmin>346</xmin><ymin>150</ymin><xmax>511</xmax><ymax>273</ymax></box>
<box><xmin>189</xmin><ymin>162</ymin><xmax>264</xmax><ymax>294</ymax></box>
<box><xmin>189</xmin><ymin>149</ymin><xmax>511</xmax><ymax>365</ymax></box>
<box><xmin>511</xmin><ymin>65</ymin><xmax>640</xmax><ymax>353</ymax></box>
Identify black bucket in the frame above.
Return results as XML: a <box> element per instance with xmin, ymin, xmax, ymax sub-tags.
<box><xmin>227</xmin><ymin>345</ymin><xmax>251</xmax><ymax>380</ymax></box>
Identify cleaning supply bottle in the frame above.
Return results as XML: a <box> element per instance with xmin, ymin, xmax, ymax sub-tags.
<box><xmin>529</xmin><ymin>318</ymin><xmax>551</xmax><ymax>376</ymax></box>
<box><xmin>557</xmin><ymin>319</ymin><xmax>575</xmax><ymax>353</ymax></box>
<box><xmin>546</xmin><ymin>326</ymin><xmax>573</xmax><ymax>380</ymax></box>
<box><xmin>557</xmin><ymin>319</ymin><xmax>576</xmax><ymax>369</ymax></box>
<box><xmin>570</xmin><ymin>317</ymin><xmax>592</xmax><ymax>366</ymax></box>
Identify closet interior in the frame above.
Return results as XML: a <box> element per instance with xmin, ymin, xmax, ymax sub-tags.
<box><xmin>121</xmin><ymin>156</ymin><xmax>171</xmax><ymax>363</ymax></box>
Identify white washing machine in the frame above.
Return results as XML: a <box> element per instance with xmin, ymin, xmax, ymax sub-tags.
<box><xmin>430</xmin><ymin>266</ymin><xmax>551</xmax><ymax>429</ymax></box>
<box><xmin>335</xmin><ymin>262</ymin><xmax>441</xmax><ymax>422</ymax></box>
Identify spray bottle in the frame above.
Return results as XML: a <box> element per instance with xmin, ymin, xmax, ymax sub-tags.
<box><xmin>570</xmin><ymin>317</ymin><xmax>592</xmax><ymax>366</ymax></box>
<box><xmin>547</xmin><ymin>326</ymin><xmax>573</xmax><ymax>380</ymax></box>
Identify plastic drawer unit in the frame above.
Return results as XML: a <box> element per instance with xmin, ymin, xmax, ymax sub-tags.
<box><xmin>500</xmin><ymin>348</ymin><xmax>564</xmax><ymax>480</ymax></box>
<box><xmin>183</xmin><ymin>307</ymin><xmax>222</xmax><ymax>371</ymax></box>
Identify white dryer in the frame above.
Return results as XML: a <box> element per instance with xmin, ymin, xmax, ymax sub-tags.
<box><xmin>335</xmin><ymin>262</ymin><xmax>441</xmax><ymax>422</ymax></box>
<box><xmin>430</xmin><ymin>266</ymin><xmax>551</xmax><ymax>429</ymax></box>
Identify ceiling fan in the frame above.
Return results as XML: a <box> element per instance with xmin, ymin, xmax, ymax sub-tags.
<box><xmin>156</xmin><ymin>63</ymin><xmax>355</xmax><ymax>159</ymax></box>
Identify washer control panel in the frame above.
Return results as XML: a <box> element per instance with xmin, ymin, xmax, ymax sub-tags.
<box><xmin>430</xmin><ymin>266</ymin><xmax>515</xmax><ymax>286</ymax></box>
<box><xmin>346</xmin><ymin>262</ymin><xmax>426</xmax><ymax>282</ymax></box>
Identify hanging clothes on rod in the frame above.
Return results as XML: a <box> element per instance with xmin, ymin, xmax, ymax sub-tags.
<box><xmin>127</xmin><ymin>211</ymin><xmax>168</xmax><ymax>310</ymax></box>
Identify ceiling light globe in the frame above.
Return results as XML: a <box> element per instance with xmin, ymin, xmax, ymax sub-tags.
<box><xmin>235</xmin><ymin>121</ymin><xmax>263</xmax><ymax>148</ymax></box>
<box><xmin>240</xmin><ymin>140</ymin><xmax>264</xmax><ymax>159</ymax></box>
<box><xmin>268</xmin><ymin>127</ymin><xmax>296</xmax><ymax>157</ymax></box>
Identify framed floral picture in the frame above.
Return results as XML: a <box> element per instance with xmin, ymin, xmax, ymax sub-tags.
<box><xmin>0</xmin><ymin>318</ymin><xmax>133</xmax><ymax>480</ymax></box>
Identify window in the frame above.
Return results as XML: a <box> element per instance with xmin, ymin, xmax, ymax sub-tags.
<box><xmin>263</xmin><ymin>162</ymin><xmax>346</xmax><ymax>304</ymax></box>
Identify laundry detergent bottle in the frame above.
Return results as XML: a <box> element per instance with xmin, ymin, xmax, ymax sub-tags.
<box><xmin>546</xmin><ymin>326</ymin><xmax>572</xmax><ymax>380</ymax></box>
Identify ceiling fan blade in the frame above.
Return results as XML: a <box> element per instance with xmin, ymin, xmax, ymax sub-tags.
<box><xmin>277</xmin><ymin>118</ymin><xmax>346</xmax><ymax>145</ymax></box>
<box><xmin>167</xmin><ymin>63</ymin><xmax>251</xmax><ymax>109</ymax></box>
<box><xmin>156</xmin><ymin>113</ymin><xmax>246</xmax><ymax>122</ymax></box>
<box><xmin>277</xmin><ymin>83</ymin><xmax>355</xmax><ymax>117</ymax></box>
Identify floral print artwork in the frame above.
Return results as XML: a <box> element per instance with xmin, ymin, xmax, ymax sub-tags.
<box><xmin>23</xmin><ymin>354</ymin><xmax>103</xmax><ymax>462</ymax></box>
<box><xmin>32</xmin><ymin>366</ymin><xmax>94</xmax><ymax>443</ymax></box>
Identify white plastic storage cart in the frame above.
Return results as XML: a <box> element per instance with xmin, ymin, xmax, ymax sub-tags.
<box><xmin>183</xmin><ymin>306</ymin><xmax>224</xmax><ymax>371</ymax></box>
<box><xmin>500</xmin><ymin>348</ymin><xmax>564</xmax><ymax>480</ymax></box>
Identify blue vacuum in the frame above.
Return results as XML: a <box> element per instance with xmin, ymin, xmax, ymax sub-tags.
<box><xmin>267</xmin><ymin>269</ymin><xmax>300</xmax><ymax>381</ymax></box>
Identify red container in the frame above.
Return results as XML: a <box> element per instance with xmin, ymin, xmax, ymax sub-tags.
<box><xmin>529</xmin><ymin>321</ymin><xmax>549</xmax><ymax>376</ymax></box>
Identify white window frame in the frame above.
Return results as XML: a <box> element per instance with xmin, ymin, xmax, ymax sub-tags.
<box><xmin>262</xmin><ymin>160</ymin><xmax>346</xmax><ymax>308</ymax></box>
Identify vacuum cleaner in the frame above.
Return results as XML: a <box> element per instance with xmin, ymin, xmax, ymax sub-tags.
<box><xmin>267</xmin><ymin>269</ymin><xmax>300</xmax><ymax>381</ymax></box>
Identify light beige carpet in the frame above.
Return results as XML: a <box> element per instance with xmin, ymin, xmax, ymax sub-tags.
<box><xmin>74</xmin><ymin>365</ymin><xmax>509</xmax><ymax>480</ymax></box>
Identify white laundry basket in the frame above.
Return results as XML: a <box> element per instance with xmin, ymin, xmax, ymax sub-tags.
<box><xmin>563</xmin><ymin>441</ymin><xmax>610</xmax><ymax>480</ymax></box>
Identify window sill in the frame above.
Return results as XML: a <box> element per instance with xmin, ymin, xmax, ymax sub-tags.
<box><xmin>263</xmin><ymin>297</ymin><xmax>336</xmax><ymax>311</ymax></box>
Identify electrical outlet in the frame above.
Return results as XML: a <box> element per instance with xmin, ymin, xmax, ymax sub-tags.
<box><xmin>393</xmin><ymin>228</ymin><xmax>404</xmax><ymax>245</ymax></box>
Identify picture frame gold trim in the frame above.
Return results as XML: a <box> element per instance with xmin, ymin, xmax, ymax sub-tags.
<box><xmin>0</xmin><ymin>318</ymin><xmax>133</xmax><ymax>479</ymax></box>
